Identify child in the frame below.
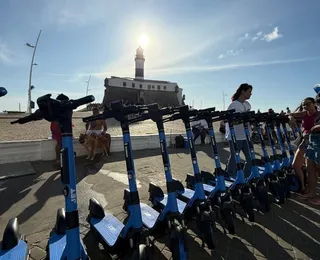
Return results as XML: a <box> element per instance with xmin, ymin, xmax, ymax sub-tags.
<box><xmin>303</xmin><ymin>93</ymin><xmax>320</xmax><ymax>204</ymax></box>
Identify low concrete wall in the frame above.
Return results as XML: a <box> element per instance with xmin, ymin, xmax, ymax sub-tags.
<box><xmin>0</xmin><ymin>133</ymin><xmax>226</xmax><ymax>164</ymax></box>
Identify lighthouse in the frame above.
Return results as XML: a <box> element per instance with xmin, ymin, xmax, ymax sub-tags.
<box><xmin>135</xmin><ymin>46</ymin><xmax>145</xmax><ymax>80</ymax></box>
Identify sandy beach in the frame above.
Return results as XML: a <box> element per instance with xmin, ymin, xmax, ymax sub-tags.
<box><xmin>0</xmin><ymin>116</ymin><xmax>221</xmax><ymax>142</ymax></box>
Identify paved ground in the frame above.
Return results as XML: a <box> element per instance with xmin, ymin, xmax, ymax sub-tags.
<box><xmin>0</xmin><ymin>144</ymin><xmax>319</xmax><ymax>259</ymax></box>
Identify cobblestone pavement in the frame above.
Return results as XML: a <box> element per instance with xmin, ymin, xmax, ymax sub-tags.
<box><xmin>0</xmin><ymin>144</ymin><xmax>319</xmax><ymax>259</ymax></box>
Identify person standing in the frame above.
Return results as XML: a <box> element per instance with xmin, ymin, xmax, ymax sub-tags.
<box><xmin>225</xmin><ymin>83</ymin><xmax>253</xmax><ymax>177</ymax></box>
<box><xmin>288</xmin><ymin>97</ymin><xmax>320</xmax><ymax>193</ymax></box>
<box><xmin>286</xmin><ymin>107</ymin><xmax>291</xmax><ymax>114</ymax></box>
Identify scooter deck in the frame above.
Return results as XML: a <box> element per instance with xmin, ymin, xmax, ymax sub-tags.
<box><xmin>158</xmin><ymin>194</ymin><xmax>187</xmax><ymax>214</ymax></box>
<box><xmin>203</xmin><ymin>183</ymin><xmax>214</xmax><ymax>193</ymax></box>
<box><xmin>140</xmin><ymin>203</ymin><xmax>160</xmax><ymax>229</ymax></box>
<box><xmin>90</xmin><ymin>213</ymin><xmax>124</xmax><ymax>247</ymax></box>
<box><xmin>48</xmin><ymin>232</ymin><xmax>66</xmax><ymax>260</ymax></box>
<box><xmin>48</xmin><ymin>231</ymin><xmax>88</xmax><ymax>260</ymax></box>
<box><xmin>0</xmin><ymin>240</ymin><xmax>29</xmax><ymax>260</ymax></box>
<box><xmin>176</xmin><ymin>188</ymin><xmax>194</xmax><ymax>200</ymax></box>
<box><xmin>210</xmin><ymin>179</ymin><xmax>234</xmax><ymax>188</ymax></box>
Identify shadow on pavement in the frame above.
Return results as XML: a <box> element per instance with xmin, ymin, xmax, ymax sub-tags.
<box><xmin>0</xmin><ymin>158</ymin><xmax>104</xmax><ymax>227</ymax></box>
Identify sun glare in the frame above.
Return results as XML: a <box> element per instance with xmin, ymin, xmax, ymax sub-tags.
<box><xmin>139</xmin><ymin>33</ymin><xmax>149</xmax><ymax>47</ymax></box>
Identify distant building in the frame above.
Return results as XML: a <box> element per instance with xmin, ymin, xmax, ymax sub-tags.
<box><xmin>102</xmin><ymin>46</ymin><xmax>184</xmax><ymax>108</ymax></box>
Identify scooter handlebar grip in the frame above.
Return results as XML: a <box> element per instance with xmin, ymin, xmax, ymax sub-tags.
<box><xmin>10</xmin><ymin>110</ymin><xmax>43</xmax><ymax>124</ymax></box>
<box><xmin>72</xmin><ymin>95</ymin><xmax>95</xmax><ymax>108</ymax></box>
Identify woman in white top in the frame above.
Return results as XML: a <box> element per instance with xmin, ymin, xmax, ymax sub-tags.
<box><xmin>225</xmin><ymin>83</ymin><xmax>253</xmax><ymax>177</ymax></box>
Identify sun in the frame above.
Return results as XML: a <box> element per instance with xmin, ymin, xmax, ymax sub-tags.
<box><xmin>139</xmin><ymin>33</ymin><xmax>149</xmax><ymax>47</ymax></box>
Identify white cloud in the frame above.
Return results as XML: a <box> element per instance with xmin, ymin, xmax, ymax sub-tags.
<box><xmin>143</xmin><ymin>56</ymin><xmax>320</xmax><ymax>76</ymax></box>
<box><xmin>239</xmin><ymin>33</ymin><xmax>249</xmax><ymax>42</ymax></box>
<box><xmin>252</xmin><ymin>31</ymin><xmax>262</xmax><ymax>41</ymax></box>
<box><xmin>262</xmin><ymin>27</ymin><xmax>283</xmax><ymax>42</ymax></box>
<box><xmin>218</xmin><ymin>49</ymin><xmax>243</xmax><ymax>59</ymax></box>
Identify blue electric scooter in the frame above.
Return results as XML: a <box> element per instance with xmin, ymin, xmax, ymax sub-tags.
<box><xmin>185</xmin><ymin>109</ymin><xmax>236</xmax><ymax>234</ymax></box>
<box><xmin>130</xmin><ymin>103</ymin><xmax>188</xmax><ymax>259</ymax></box>
<box><xmin>83</xmin><ymin>100</ymin><xmax>159</xmax><ymax>259</ymax></box>
<box><xmin>251</xmin><ymin>113</ymin><xmax>286</xmax><ymax>204</ymax></box>
<box><xmin>279</xmin><ymin>117</ymin><xmax>303</xmax><ymax>192</ymax></box>
<box><xmin>11</xmin><ymin>93</ymin><xmax>94</xmax><ymax>259</ymax></box>
<box><xmin>189</xmin><ymin>110</ymin><xmax>256</xmax><ymax>222</ymax></box>
<box><xmin>0</xmin><ymin>87</ymin><xmax>30</xmax><ymax>260</ymax></box>
<box><xmin>263</xmin><ymin>114</ymin><xmax>292</xmax><ymax>198</ymax></box>
<box><xmin>161</xmin><ymin>105</ymin><xmax>217</xmax><ymax>249</ymax></box>
<box><xmin>220</xmin><ymin>111</ymin><xmax>270</xmax><ymax>214</ymax></box>
<box><xmin>240</xmin><ymin>112</ymin><xmax>271</xmax><ymax>212</ymax></box>
<box><xmin>222</xmin><ymin>111</ymin><xmax>256</xmax><ymax>221</ymax></box>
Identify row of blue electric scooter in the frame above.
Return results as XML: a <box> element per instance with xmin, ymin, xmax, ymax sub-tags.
<box><xmin>0</xmin><ymin>90</ymin><xmax>302</xmax><ymax>260</ymax></box>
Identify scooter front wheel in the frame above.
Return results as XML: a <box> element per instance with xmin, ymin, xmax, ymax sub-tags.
<box><xmin>242</xmin><ymin>196</ymin><xmax>255</xmax><ymax>222</ymax></box>
<box><xmin>132</xmin><ymin>244</ymin><xmax>153</xmax><ymax>260</ymax></box>
<box><xmin>224</xmin><ymin>211</ymin><xmax>235</xmax><ymax>235</ymax></box>
<box><xmin>256</xmin><ymin>185</ymin><xmax>271</xmax><ymax>213</ymax></box>
<box><xmin>286</xmin><ymin>174</ymin><xmax>302</xmax><ymax>193</ymax></box>
<box><xmin>170</xmin><ymin>237</ymin><xmax>188</xmax><ymax>260</ymax></box>
<box><xmin>204</xmin><ymin>223</ymin><xmax>215</xmax><ymax>250</ymax></box>
<box><xmin>269</xmin><ymin>181</ymin><xmax>285</xmax><ymax>204</ymax></box>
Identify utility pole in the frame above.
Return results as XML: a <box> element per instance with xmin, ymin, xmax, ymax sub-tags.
<box><xmin>26</xmin><ymin>29</ymin><xmax>42</xmax><ymax>114</ymax></box>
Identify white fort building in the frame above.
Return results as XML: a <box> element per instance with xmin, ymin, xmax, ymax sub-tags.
<box><xmin>102</xmin><ymin>46</ymin><xmax>185</xmax><ymax>107</ymax></box>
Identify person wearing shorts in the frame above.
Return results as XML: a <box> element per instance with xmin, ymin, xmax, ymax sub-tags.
<box><xmin>288</xmin><ymin>97</ymin><xmax>320</xmax><ymax>193</ymax></box>
<box><xmin>303</xmin><ymin>95</ymin><xmax>320</xmax><ymax>204</ymax></box>
<box><xmin>85</xmin><ymin>107</ymin><xmax>108</xmax><ymax>137</ymax></box>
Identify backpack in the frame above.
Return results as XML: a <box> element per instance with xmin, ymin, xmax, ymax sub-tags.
<box><xmin>175</xmin><ymin>135</ymin><xmax>185</xmax><ymax>148</ymax></box>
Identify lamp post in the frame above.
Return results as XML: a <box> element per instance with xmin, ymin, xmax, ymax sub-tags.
<box><xmin>26</xmin><ymin>29</ymin><xmax>42</xmax><ymax>113</ymax></box>
<box><xmin>85</xmin><ymin>75</ymin><xmax>91</xmax><ymax>96</ymax></box>
<box><xmin>85</xmin><ymin>75</ymin><xmax>91</xmax><ymax>110</ymax></box>
<box><xmin>222</xmin><ymin>91</ymin><xmax>228</xmax><ymax>110</ymax></box>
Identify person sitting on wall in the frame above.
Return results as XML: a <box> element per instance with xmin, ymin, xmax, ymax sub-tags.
<box><xmin>85</xmin><ymin>107</ymin><xmax>112</xmax><ymax>153</ymax></box>
<box><xmin>85</xmin><ymin>107</ymin><xmax>108</xmax><ymax>137</ymax></box>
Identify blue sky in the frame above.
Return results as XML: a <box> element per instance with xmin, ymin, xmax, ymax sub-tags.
<box><xmin>0</xmin><ymin>0</ymin><xmax>320</xmax><ymax>112</ymax></box>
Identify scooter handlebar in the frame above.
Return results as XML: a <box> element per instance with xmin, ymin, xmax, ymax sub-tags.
<box><xmin>82</xmin><ymin>101</ymin><xmax>153</xmax><ymax>123</ymax></box>
<box><xmin>69</xmin><ymin>95</ymin><xmax>95</xmax><ymax>109</ymax></box>
<box><xmin>0</xmin><ymin>87</ymin><xmax>7</xmax><ymax>97</ymax></box>
<box><xmin>11</xmin><ymin>109</ymin><xmax>44</xmax><ymax>124</ymax></box>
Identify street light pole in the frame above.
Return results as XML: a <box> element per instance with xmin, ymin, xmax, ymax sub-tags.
<box><xmin>85</xmin><ymin>75</ymin><xmax>92</xmax><ymax>111</ymax></box>
<box><xmin>85</xmin><ymin>75</ymin><xmax>91</xmax><ymax>96</ymax></box>
<box><xmin>26</xmin><ymin>29</ymin><xmax>42</xmax><ymax>113</ymax></box>
<box><xmin>222</xmin><ymin>91</ymin><xmax>228</xmax><ymax>110</ymax></box>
